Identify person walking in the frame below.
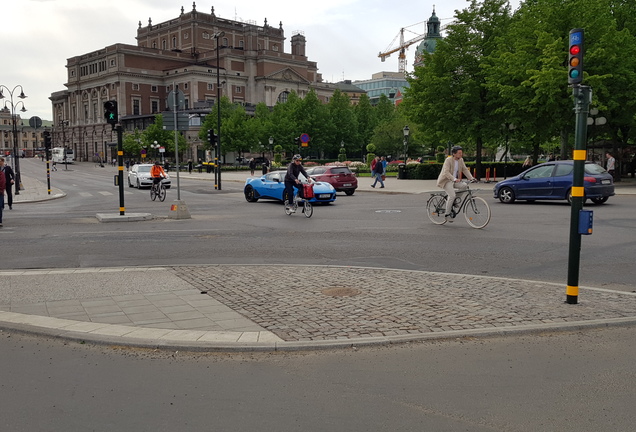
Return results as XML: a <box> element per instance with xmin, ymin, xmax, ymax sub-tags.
<box><xmin>0</xmin><ymin>157</ymin><xmax>15</xmax><ymax>210</ymax></box>
<box><xmin>0</xmin><ymin>162</ymin><xmax>6</xmax><ymax>227</ymax></box>
<box><xmin>522</xmin><ymin>156</ymin><xmax>532</xmax><ymax>169</ymax></box>
<box><xmin>249</xmin><ymin>158</ymin><xmax>257</xmax><ymax>176</ymax></box>
<box><xmin>606</xmin><ymin>152</ymin><xmax>616</xmax><ymax>180</ymax></box>
<box><xmin>188</xmin><ymin>159</ymin><xmax>193</xmax><ymax>174</ymax></box>
<box><xmin>371</xmin><ymin>156</ymin><xmax>385</xmax><ymax>188</ymax></box>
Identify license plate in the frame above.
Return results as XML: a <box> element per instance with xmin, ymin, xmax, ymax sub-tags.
<box><xmin>602</xmin><ymin>179</ymin><xmax>611</xmax><ymax>185</ymax></box>
<box><xmin>318</xmin><ymin>194</ymin><xmax>330</xmax><ymax>199</ymax></box>
<box><xmin>343</xmin><ymin>183</ymin><xmax>352</xmax><ymax>187</ymax></box>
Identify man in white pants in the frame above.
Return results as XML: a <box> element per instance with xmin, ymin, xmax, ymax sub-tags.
<box><xmin>436</xmin><ymin>146</ymin><xmax>475</xmax><ymax>222</ymax></box>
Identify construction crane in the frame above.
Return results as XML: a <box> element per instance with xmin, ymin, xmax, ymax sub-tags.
<box><xmin>378</xmin><ymin>23</ymin><xmax>426</xmax><ymax>74</ymax></box>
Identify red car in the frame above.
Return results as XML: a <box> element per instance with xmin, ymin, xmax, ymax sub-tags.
<box><xmin>305</xmin><ymin>166</ymin><xmax>358</xmax><ymax>195</ymax></box>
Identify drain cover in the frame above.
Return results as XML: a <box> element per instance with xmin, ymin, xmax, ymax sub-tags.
<box><xmin>321</xmin><ymin>287</ymin><xmax>361</xmax><ymax>297</ymax></box>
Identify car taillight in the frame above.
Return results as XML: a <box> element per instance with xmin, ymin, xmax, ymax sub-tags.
<box><xmin>583</xmin><ymin>176</ymin><xmax>596</xmax><ymax>183</ymax></box>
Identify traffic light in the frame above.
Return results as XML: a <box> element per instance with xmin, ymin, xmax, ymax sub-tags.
<box><xmin>294</xmin><ymin>137</ymin><xmax>300</xmax><ymax>146</ymax></box>
<box><xmin>43</xmin><ymin>130</ymin><xmax>51</xmax><ymax>149</ymax></box>
<box><xmin>207</xmin><ymin>129</ymin><xmax>218</xmax><ymax>146</ymax></box>
<box><xmin>568</xmin><ymin>28</ymin><xmax>584</xmax><ymax>85</ymax></box>
<box><xmin>104</xmin><ymin>100</ymin><xmax>118</xmax><ymax>127</ymax></box>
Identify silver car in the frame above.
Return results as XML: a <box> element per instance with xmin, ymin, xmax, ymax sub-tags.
<box><xmin>127</xmin><ymin>164</ymin><xmax>171</xmax><ymax>189</ymax></box>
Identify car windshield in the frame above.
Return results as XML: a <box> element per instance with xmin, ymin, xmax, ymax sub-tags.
<box><xmin>329</xmin><ymin>167</ymin><xmax>352</xmax><ymax>175</ymax></box>
<box><xmin>585</xmin><ymin>163</ymin><xmax>608</xmax><ymax>174</ymax></box>
<box><xmin>137</xmin><ymin>166</ymin><xmax>151</xmax><ymax>173</ymax></box>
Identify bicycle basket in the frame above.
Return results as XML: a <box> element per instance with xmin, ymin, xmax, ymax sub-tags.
<box><xmin>302</xmin><ymin>184</ymin><xmax>315</xmax><ymax>199</ymax></box>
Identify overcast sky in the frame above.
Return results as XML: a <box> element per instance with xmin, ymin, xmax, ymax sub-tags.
<box><xmin>2</xmin><ymin>0</ymin><xmax>520</xmax><ymax>121</ymax></box>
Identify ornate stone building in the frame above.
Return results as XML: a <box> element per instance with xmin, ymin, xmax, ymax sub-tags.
<box><xmin>49</xmin><ymin>3</ymin><xmax>339</xmax><ymax>161</ymax></box>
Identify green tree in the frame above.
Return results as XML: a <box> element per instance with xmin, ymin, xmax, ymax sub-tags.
<box><xmin>402</xmin><ymin>0</ymin><xmax>513</xmax><ymax>178</ymax></box>
<box><xmin>353</xmin><ymin>93</ymin><xmax>377</xmax><ymax>157</ymax></box>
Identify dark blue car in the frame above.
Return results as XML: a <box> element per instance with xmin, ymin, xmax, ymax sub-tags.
<box><xmin>493</xmin><ymin>161</ymin><xmax>614</xmax><ymax>204</ymax></box>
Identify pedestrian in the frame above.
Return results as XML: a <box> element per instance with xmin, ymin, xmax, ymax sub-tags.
<box><xmin>0</xmin><ymin>157</ymin><xmax>15</xmax><ymax>210</ymax></box>
<box><xmin>371</xmin><ymin>156</ymin><xmax>385</xmax><ymax>188</ymax></box>
<box><xmin>52</xmin><ymin>160</ymin><xmax>57</xmax><ymax>171</ymax></box>
<box><xmin>188</xmin><ymin>159</ymin><xmax>193</xmax><ymax>173</ymax></box>
<box><xmin>606</xmin><ymin>152</ymin><xmax>616</xmax><ymax>180</ymax></box>
<box><xmin>522</xmin><ymin>156</ymin><xmax>532</xmax><ymax>169</ymax></box>
<box><xmin>381</xmin><ymin>156</ymin><xmax>388</xmax><ymax>175</ymax></box>
<box><xmin>0</xmin><ymin>161</ymin><xmax>5</xmax><ymax>227</ymax></box>
<box><xmin>112</xmin><ymin>158</ymin><xmax>116</xmax><ymax>167</ymax></box>
<box><xmin>125</xmin><ymin>160</ymin><xmax>130</xmax><ymax>170</ymax></box>
<box><xmin>249</xmin><ymin>158</ymin><xmax>256</xmax><ymax>176</ymax></box>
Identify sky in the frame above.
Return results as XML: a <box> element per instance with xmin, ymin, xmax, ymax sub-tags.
<box><xmin>2</xmin><ymin>0</ymin><xmax>521</xmax><ymax>121</ymax></box>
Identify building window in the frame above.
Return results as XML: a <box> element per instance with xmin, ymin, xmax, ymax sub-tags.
<box><xmin>278</xmin><ymin>91</ymin><xmax>289</xmax><ymax>103</ymax></box>
<box><xmin>172</xmin><ymin>37</ymin><xmax>177</xmax><ymax>48</ymax></box>
<box><xmin>152</xmin><ymin>42</ymin><xmax>157</xmax><ymax>49</ymax></box>
<box><xmin>239</xmin><ymin>40</ymin><xmax>244</xmax><ymax>48</ymax></box>
<box><xmin>162</xmin><ymin>40</ymin><xmax>167</xmax><ymax>50</ymax></box>
<box><xmin>132</xmin><ymin>84</ymin><xmax>140</xmax><ymax>91</ymax></box>
<box><xmin>110</xmin><ymin>59</ymin><xmax>116</xmax><ymax>67</ymax></box>
<box><xmin>207</xmin><ymin>83</ymin><xmax>214</xmax><ymax>90</ymax></box>
<box><xmin>235</xmin><ymin>86</ymin><xmax>242</xmax><ymax>94</ymax></box>
<box><xmin>272</xmin><ymin>44</ymin><xmax>278</xmax><ymax>52</ymax></box>
<box><xmin>133</xmin><ymin>99</ymin><xmax>140</xmax><ymax>116</ymax></box>
<box><xmin>151</xmin><ymin>100</ymin><xmax>159</xmax><ymax>113</ymax></box>
<box><xmin>184</xmin><ymin>83</ymin><xmax>189</xmax><ymax>89</ymax></box>
<box><xmin>151</xmin><ymin>85</ymin><xmax>158</xmax><ymax>92</ymax></box>
<box><xmin>222</xmin><ymin>37</ymin><xmax>228</xmax><ymax>47</ymax></box>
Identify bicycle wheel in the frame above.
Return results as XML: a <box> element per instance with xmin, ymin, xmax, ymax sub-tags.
<box><xmin>158</xmin><ymin>184</ymin><xmax>167</xmax><ymax>202</ymax></box>
<box><xmin>150</xmin><ymin>185</ymin><xmax>157</xmax><ymax>201</ymax></box>
<box><xmin>303</xmin><ymin>201</ymin><xmax>313</xmax><ymax>218</ymax></box>
<box><xmin>464</xmin><ymin>196</ymin><xmax>491</xmax><ymax>229</ymax></box>
<box><xmin>426</xmin><ymin>195</ymin><xmax>447</xmax><ymax>225</ymax></box>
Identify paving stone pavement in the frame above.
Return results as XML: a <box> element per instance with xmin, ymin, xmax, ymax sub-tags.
<box><xmin>171</xmin><ymin>265</ymin><xmax>636</xmax><ymax>342</ymax></box>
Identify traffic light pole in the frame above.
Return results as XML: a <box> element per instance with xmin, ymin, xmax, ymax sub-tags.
<box><xmin>116</xmin><ymin>125</ymin><xmax>125</xmax><ymax>216</ymax></box>
<box><xmin>566</xmin><ymin>85</ymin><xmax>591</xmax><ymax>304</ymax></box>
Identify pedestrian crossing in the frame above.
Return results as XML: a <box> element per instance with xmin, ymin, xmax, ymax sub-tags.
<box><xmin>77</xmin><ymin>190</ymin><xmax>138</xmax><ymax>198</ymax></box>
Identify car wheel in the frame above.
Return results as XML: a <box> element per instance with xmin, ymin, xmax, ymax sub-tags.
<box><xmin>344</xmin><ymin>189</ymin><xmax>355</xmax><ymax>196</ymax></box>
<box><xmin>591</xmin><ymin>196</ymin><xmax>609</xmax><ymax>205</ymax></box>
<box><xmin>498</xmin><ymin>186</ymin><xmax>515</xmax><ymax>203</ymax></box>
<box><xmin>128</xmin><ymin>178</ymin><xmax>134</xmax><ymax>188</ymax></box>
<box><xmin>244</xmin><ymin>186</ymin><xmax>258</xmax><ymax>202</ymax></box>
<box><xmin>136</xmin><ymin>179</ymin><xmax>141</xmax><ymax>189</ymax></box>
<box><xmin>567</xmin><ymin>189</ymin><xmax>587</xmax><ymax>205</ymax></box>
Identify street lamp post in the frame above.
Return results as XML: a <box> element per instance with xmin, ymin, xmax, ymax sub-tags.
<box><xmin>587</xmin><ymin>108</ymin><xmax>607</xmax><ymax>165</ymax></box>
<box><xmin>402</xmin><ymin>125</ymin><xmax>410</xmax><ymax>162</ymax></box>
<box><xmin>151</xmin><ymin>141</ymin><xmax>160</xmax><ymax>161</ymax></box>
<box><xmin>213</xmin><ymin>31</ymin><xmax>225</xmax><ymax>190</ymax></box>
<box><xmin>503</xmin><ymin>123</ymin><xmax>516</xmax><ymax>179</ymax></box>
<box><xmin>0</xmin><ymin>84</ymin><xmax>27</xmax><ymax>195</ymax></box>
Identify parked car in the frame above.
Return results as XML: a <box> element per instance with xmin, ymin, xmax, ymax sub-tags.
<box><xmin>305</xmin><ymin>166</ymin><xmax>358</xmax><ymax>195</ymax></box>
<box><xmin>128</xmin><ymin>164</ymin><xmax>171</xmax><ymax>189</ymax></box>
<box><xmin>493</xmin><ymin>160</ymin><xmax>614</xmax><ymax>204</ymax></box>
<box><xmin>244</xmin><ymin>170</ymin><xmax>337</xmax><ymax>204</ymax></box>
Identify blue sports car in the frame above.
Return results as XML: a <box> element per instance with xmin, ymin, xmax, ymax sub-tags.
<box><xmin>244</xmin><ymin>170</ymin><xmax>337</xmax><ymax>204</ymax></box>
<box><xmin>493</xmin><ymin>160</ymin><xmax>614</xmax><ymax>204</ymax></box>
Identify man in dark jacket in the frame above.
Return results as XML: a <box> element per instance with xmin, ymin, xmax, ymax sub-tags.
<box><xmin>284</xmin><ymin>154</ymin><xmax>311</xmax><ymax>206</ymax></box>
<box><xmin>0</xmin><ymin>157</ymin><xmax>15</xmax><ymax>210</ymax></box>
<box><xmin>0</xmin><ymin>160</ymin><xmax>6</xmax><ymax>227</ymax></box>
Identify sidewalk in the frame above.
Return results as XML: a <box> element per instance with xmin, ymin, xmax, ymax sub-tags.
<box><xmin>2</xmin><ymin>169</ymin><xmax>635</xmax><ymax>351</ymax></box>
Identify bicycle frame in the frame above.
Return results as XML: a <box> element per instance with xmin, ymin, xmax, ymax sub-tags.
<box><xmin>426</xmin><ymin>183</ymin><xmax>491</xmax><ymax>229</ymax></box>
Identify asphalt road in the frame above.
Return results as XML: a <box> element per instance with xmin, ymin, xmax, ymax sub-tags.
<box><xmin>5</xmin><ymin>158</ymin><xmax>636</xmax><ymax>292</ymax></box>
<box><xmin>1</xmin><ymin>325</ymin><xmax>634</xmax><ymax>431</ymax></box>
<box><xmin>2</xmin><ymin>159</ymin><xmax>635</xmax><ymax>431</ymax></box>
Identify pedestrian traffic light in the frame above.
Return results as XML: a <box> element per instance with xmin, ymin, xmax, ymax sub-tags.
<box><xmin>104</xmin><ymin>100</ymin><xmax>118</xmax><ymax>127</ymax></box>
<box><xmin>294</xmin><ymin>137</ymin><xmax>300</xmax><ymax>146</ymax></box>
<box><xmin>568</xmin><ymin>28</ymin><xmax>584</xmax><ymax>85</ymax></box>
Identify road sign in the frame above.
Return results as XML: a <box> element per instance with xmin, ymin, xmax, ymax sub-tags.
<box><xmin>167</xmin><ymin>90</ymin><xmax>185</xmax><ymax>111</ymax></box>
<box><xmin>300</xmin><ymin>133</ymin><xmax>310</xmax><ymax>143</ymax></box>
<box><xmin>29</xmin><ymin>116</ymin><xmax>42</xmax><ymax>129</ymax></box>
<box><xmin>159</xmin><ymin>147</ymin><xmax>165</xmax><ymax>153</ymax></box>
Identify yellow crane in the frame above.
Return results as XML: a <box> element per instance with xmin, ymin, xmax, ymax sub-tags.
<box><xmin>378</xmin><ymin>23</ymin><xmax>426</xmax><ymax>74</ymax></box>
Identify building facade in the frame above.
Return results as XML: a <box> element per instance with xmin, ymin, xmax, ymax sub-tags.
<box><xmin>352</xmin><ymin>71</ymin><xmax>409</xmax><ymax>106</ymax></box>
<box><xmin>0</xmin><ymin>108</ymin><xmax>51</xmax><ymax>158</ymax></box>
<box><xmin>50</xmin><ymin>3</ymin><xmax>340</xmax><ymax>162</ymax></box>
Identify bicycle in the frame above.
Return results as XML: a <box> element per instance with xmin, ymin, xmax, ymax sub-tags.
<box><xmin>284</xmin><ymin>183</ymin><xmax>314</xmax><ymax>218</ymax></box>
<box><xmin>426</xmin><ymin>181</ymin><xmax>491</xmax><ymax>229</ymax></box>
<box><xmin>150</xmin><ymin>179</ymin><xmax>167</xmax><ymax>202</ymax></box>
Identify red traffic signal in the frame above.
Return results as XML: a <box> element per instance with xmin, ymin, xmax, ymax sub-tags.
<box><xmin>568</xmin><ymin>28</ymin><xmax>584</xmax><ymax>85</ymax></box>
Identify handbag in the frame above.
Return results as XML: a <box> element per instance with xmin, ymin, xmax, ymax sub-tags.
<box><xmin>381</xmin><ymin>175</ymin><xmax>386</xmax><ymax>181</ymax></box>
